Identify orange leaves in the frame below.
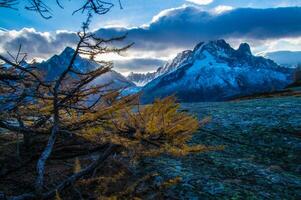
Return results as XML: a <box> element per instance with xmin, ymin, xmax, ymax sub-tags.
<box><xmin>74</xmin><ymin>157</ymin><xmax>82</xmax><ymax>174</ymax></box>
<box><xmin>105</xmin><ymin>96</ymin><xmax>211</xmax><ymax>158</ymax></box>
<box><xmin>80</xmin><ymin>95</ymin><xmax>215</xmax><ymax>159</ymax></box>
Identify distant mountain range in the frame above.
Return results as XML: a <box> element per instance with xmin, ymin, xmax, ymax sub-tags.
<box><xmin>30</xmin><ymin>42</ymin><xmax>296</xmax><ymax>103</ymax></box>
<box><xmin>128</xmin><ymin>49</ymin><xmax>301</xmax><ymax>87</ymax></box>
<box><xmin>261</xmin><ymin>51</ymin><xmax>301</xmax><ymax>67</ymax></box>
<box><xmin>127</xmin><ymin>50</ymin><xmax>193</xmax><ymax>86</ymax></box>
<box><xmin>139</xmin><ymin>40</ymin><xmax>294</xmax><ymax>103</ymax></box>
<box><xmin>37</xmin><ymin>47</ymin><xmax>135</xmax><ymax>90</ymax></box>
<box><xmin>127</xmin><ymin>72</ymin><xmax>156</xmax><ymax>86</ymax></box>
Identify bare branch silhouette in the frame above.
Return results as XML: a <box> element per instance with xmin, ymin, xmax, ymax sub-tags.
<box><xmin>1</xmin><ymin>0</ymin><xmax>123</xmax><ymax>18</ymax></box>
<box><xmin>0</xmin><ymin>0</ymin><xmax>18</xmax><ymax>10</ymax></box>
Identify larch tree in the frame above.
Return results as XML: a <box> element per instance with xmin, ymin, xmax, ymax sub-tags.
<box><xmin>0</xmin><ymin>1</ymin><xmax>215</xmax><ymax>199</ymax></box>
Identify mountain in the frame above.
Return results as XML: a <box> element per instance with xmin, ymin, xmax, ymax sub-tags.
<box><xmin>156</xmin><ymin>50</ymin><xmax>193</xmax><ymax>76</ymax></box>
<box><xmin>127</xmin><ymin>72</ymin><xmax>156</xmax><ymax>86</ymax></box>
<box><xmin>141</xmin><ymin>40</ymin><xmax>293</xmax><ymax>103</ymax></box>
<box><xmin>262</xmin><ymin>51</ymin><xmax>301</xmax><ymax>67</ymax></box>
<box><xmin>127</xmin><ymin>50</ymin><xmax>193</xmax><ymax>86</ymax></box>
<box><xmin>37</xmin><ymin>47</ymin><xmax>97</xmax><ymax>81</ymax></box>
<box><xmin>38</xmin><ymin>47</ymin><xmax>135</xmax><ymax>89</ymax></box>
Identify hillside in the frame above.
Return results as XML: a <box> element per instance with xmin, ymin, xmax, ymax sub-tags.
<box><xmin>38</xmin><ymin>47</ymin><xmax>135</xmax><ymax>90</ymax></box>
<box><xmin>142</xmin><ymin>97</ymin><xmax>301</xmax><ymax>199</ymax></box>
<box><xmin>141</xmin><ymin>40</ymin><xmax>293</xmax><ymax>103</ymax></box>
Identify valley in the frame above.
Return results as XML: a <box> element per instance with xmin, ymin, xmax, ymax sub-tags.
<box><xmin>141</xmin><ymin>96</ymin><xmax>301</xmax><ymax>199</ymax></box>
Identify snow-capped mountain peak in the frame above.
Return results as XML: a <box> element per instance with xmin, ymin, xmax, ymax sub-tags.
<box><xmin>37</xmin><ymin>47</ymin><xmax>135</xmax><ymax>89</ymax></box>
<box><xmin>141</xmin><ymin>40</ymin><xmax>294</xmax><ymax>103</ymax></box>
<box><xmin>127</xmin><ymin>50</ymin><xmax>194</xmax><ymax>86</ymax></box>
<box><xmin>157</xmin><ymin>50</ymin><xmax>193</xmax><ymax>75</ymax></box>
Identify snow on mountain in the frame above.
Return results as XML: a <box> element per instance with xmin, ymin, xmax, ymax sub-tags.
<box><xmin>93</xmin><ymin>70</ymin><xmax>136</xmax><ymax>89</ymax></box>
<box><xmin>127</xmin><ymin>72</ymin><xmax>157</xmax><ymax>86</ymax></box>
<box><xmin>156</xmin><ymin>50</ymin><xmax>193</xmax><ymax>76</ymax></box>
<box><xmin>261</xmin><ymin>51</ymin><xmax>301</xmax><ymax>68</ymax></box>
<box><xmin>37</xmin><ymin>47</ymin><xmax>97</xmax><ymax>81</ymax></box>
<box><xmin>141</xmin><ymin>40</ymin><xmax>294</xmax><ymax>103</ymax></box>
<box><xmin>127</xmin><ymin>50</ymin><xmax>193</xmax><ymax>86</ymax></box>
<box><xmin>37</xmin><ymin>47</ymin><xmax>135</xmax><ymax>89</ymax></box>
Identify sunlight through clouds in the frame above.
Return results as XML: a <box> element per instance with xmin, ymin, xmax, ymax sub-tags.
<box><xmin>186</xmin><ymin>0</ymin><xmax>214</xmax><ymax>5</ymax></box>
<box><xmin>1</xmin><ymin>1</ymin><xmax>301</xmax><ymax>73</ymax></box>
<box><xmin>212</xmin><ymin>5</ymin><xmax>234</xmax><ymax>14</ymax></box>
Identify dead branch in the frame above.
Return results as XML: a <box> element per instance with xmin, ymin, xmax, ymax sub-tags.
<box><xmin>0</xmin><ymin>0</ymin><xmax>18</xmax><ymax>9</ymax></box>
<box><xmin>6</xmin><ymin>144</ymin><xmax>119</xmax><ymax>200</ymax></box>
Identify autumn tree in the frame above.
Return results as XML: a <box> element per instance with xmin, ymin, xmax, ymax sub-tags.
<box><xmin>0</xmin><ymin>1</ymin><xmax>214</xmax><ymax>199</ymax></box>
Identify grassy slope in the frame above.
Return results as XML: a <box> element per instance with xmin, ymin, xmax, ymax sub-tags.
<box><xmin>142</xmin><ymin>96</ymin><xmax>301</xmax><ymax>199</ymax></box>
<box><xmin>233</xmin><ymin>81</ymin><xmax>301</xmax><ymax>101</ymax></box>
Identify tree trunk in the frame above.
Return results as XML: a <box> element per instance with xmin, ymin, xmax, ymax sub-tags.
<box><xmin>7</xmin><ymin>144</ymin><xmax>118</xmax><ymax>200</ymax></box>
<box><xmin>34</xmin><ymin>124</ymin><xmax>58</xmax><ymax>195</ymax></box>
<box><xmin>23</xmin><ymin>132</ymin><xmax>32</xmax><ymax>150</ymax></box>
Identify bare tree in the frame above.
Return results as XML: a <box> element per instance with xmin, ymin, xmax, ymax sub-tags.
<box><xmin>0</xmin><ymin>11</ymin><xmax>134</xmax><ymax>196</ymax></box>
<box><xmin>0</xmin><ymin>25</ymin><xmax>206</xmax><ymax>197</ymax></box>
<box><xmin>0</xmin><ymin>0</ymin><xmax>123</xmax><ymax>19</ymax></box>
<box><xmin>0</xmin><ymin>1</ymin><xmax>212</xmax><ymax>199</ymax></box>
<box><xmin>0</xmin><ymin>0</ymin><xmax>18</xmax><ymax>9</ymax></box>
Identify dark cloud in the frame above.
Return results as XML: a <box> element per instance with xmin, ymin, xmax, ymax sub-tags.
<box><xmin>96</xmin><ymin>6</ymin><xmax>301</xmax><ymax>51</ymax></box>
<box><xmin>114</xmin><ymin>58</ymin><xmax>166</xmax><ymax>73</ymax></box>
<box><xmin>1</xmin><ymin>6</ymin><xmax>301</xmax><ymax>72</ymax></box>
<box><xmin>0</xmin><ymin>28</ymin><xmax>78</xmax><ymax>59</ymax></box>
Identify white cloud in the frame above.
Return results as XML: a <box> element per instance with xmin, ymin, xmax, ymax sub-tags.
<box><xmin>2</xmin><ymin>6</ymin><xmax>301</xmax><ymax>74</ymax></box>
<box><xmin>255</xmin><ymin>37</ymin><xmax>301</xmax><ymax>53</ymax></box>
<box><xmin>0</xmin><ymin>28</ymin><xmax>78</xmax><ymax>60</ymax></box>
<box><xmin>273</xmin><ymin>0</ymin><xmax>301</xmax><ymax>7</ymax></box>
<box><xmin>186</xmin><ymin>0</ymin><xmax>213</xmax><ymax>5</ymax></box>
<box><xmin>212</xmin><ymin>5</ymin><xmax>234</xmax><ymax>14</ymax></box>
<box><xmin>150</xmin><ymin>5</ymin><xmax>190</xmax><ymax>24</ymax></box>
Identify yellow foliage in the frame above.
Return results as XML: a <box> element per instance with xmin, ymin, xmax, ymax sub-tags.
<box><xmin>161</xmin><ymin>176</ymin><xmax>182</xmax><ymax>188</ymax></box>
<box><xmin>82</xmin><ymin>96</ymin><xmax>213</xmax><ymax>159</ymax></box>
<box><xmin>76</xmin><ymin>96</ymin><xmax>224</xmax><ymax>198</ymax></box>
<box><xmin>74</xmin><ymin>157</ymin><xmax>82</xmax><ymax>174</ymax></box>
<box><xmin>114</xmin><ymin>96</ymin><xmax>202</xmax><ymax>156</ymax></box>
<box><xmin>55</xmin><ymin>190</ymin><xmax>62</xmax><ymax>200</ymax></box>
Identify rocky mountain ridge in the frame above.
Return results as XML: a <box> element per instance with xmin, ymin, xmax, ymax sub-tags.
<box><xmin>140</xmin><ymin>40</ymin><xmax>293</xmax><ymax>102</ymax></box>
<box><xmin>37</xmin><ymin>47</ymin><xmax>135</xmax><ymax>89</ymax></box>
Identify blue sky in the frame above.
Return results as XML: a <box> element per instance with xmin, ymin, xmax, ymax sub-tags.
<box><xmin>1</xmin><ymin>0</ymin><xmax>301</xmax><ymax>31</ymax></box>
<box><xmin>0</xmin><ymin>0</ymin><xmax>185</xmax><ymax>31</ymax></box>
<box><xmin>1</xmin><ymin>0</ymin><xmax>301</xmax><ymax>74</ymax></box>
